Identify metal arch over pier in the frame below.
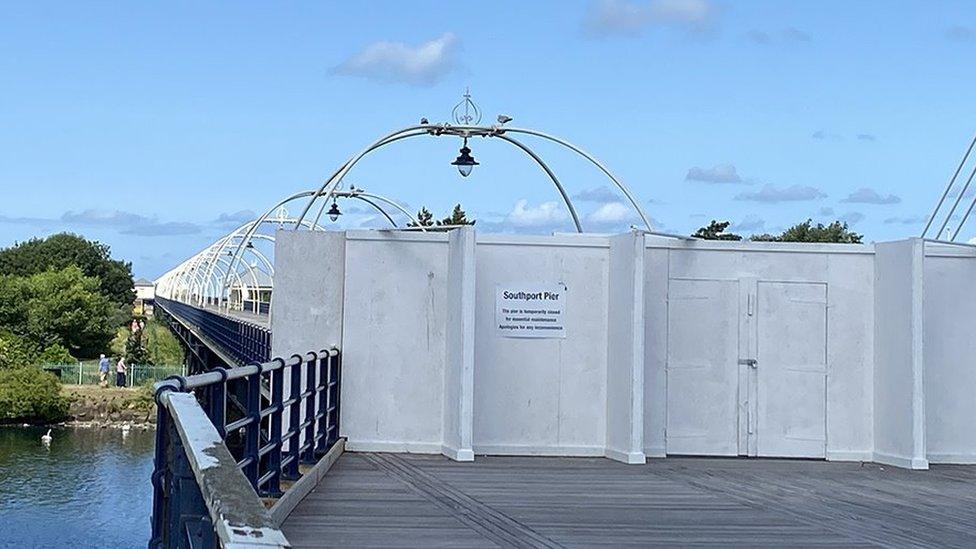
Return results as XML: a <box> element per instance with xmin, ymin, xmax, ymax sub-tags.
<box><xmin>158</xmin><ymin>92</ymin><xmax>655</xmax><ymax>318</ymax></box>
<box><xmin>293</xmin><ymin>122</ymin><xmax>653</xmax><ymax>235</ymax></box>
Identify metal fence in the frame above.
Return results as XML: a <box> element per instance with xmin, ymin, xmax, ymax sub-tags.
<box><xmin>242</xmin><ymin>299</ymin><xmax>271</xmax><ymax>315</ymax></box>
<box><xmin>42</xmin><ymin>362</ymin><xmax>186</xmax><ymax>386</ymax></box>
<box><xmin>150</xmin><ymin>347</ymin><xmax>341</xmax><ymax>548</ymax></box>
<box><xmin>156</xmin><ymin>296</ymin><xmax>271</xmax><ymax>365</ymax></box>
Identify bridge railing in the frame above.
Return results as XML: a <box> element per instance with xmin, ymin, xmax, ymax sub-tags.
<box><xmin>156</xmin><ymin>296</ymin><xmax>271</xmax><ymax>365</ymax></box>
<box><xmin>150</xmin><ymin>348</ymin><xmax>342</xmax><ymax>548</ymax></box>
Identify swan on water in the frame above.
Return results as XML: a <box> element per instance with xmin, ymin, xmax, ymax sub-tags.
<box><xmin>41</xmin><ymin>429</ymin><xmax>52</xmax><ymax>444</ymax></box>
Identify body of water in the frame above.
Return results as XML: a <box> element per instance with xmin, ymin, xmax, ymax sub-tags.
<box><xmin>0</xmin><ymin>426</ymin><xmax>155</xmax><ymax>548</ymax></box>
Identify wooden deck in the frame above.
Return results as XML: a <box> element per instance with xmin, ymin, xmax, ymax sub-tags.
<box><xmin>281</xmin><ymin>453</ymin><xmax>976</xmax><ymax>548</ymax></box>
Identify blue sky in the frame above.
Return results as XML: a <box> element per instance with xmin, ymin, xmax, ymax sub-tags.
<box><xmin>2</xmin><ymin>1</ymin><xmax>976</xmax><ymax>278</ymax></box>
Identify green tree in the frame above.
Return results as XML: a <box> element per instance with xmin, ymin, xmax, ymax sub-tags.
<box><xmin>409</xmin><ymin>205</ymin><xmax>476</xmax><ymax>230</ymax></box>
<box><xmin>0</xmin><ymin>367</ymin><xmax>70</xmax><ymax>423</ymax></box>
<box><xmin>124</xmin><ymin>329</ymin><xmax>152</xmax><ymax>365</ymax></box>
<box><xmin>692</xmin><ymin>220</ymin><xmax>743</xmax><ymax>241</ymax></box>
<box><xmin>0</xmin><ymin>233</ymin><xmax>134</xmax><ymax>307</ymax></box>
<box><xmin>0</xmin><ymin>332</ymin><xmax>35</xmax><ymax>370</ymax></box>
<box><xmin>408</xmin><ymin>207</ymin><xmax>436</xmax><ymax>228</ymax></box>
<box><xmin>143</xmin><ymin>319</ymin><xmax>183</xmax><ymax>365</ymax></box>
<box><xmin>21</xmin><ymin>267</ymin><xmax>116</xmax><ymax>358</ymax></box>
<box><xmin>0</xmin><ymin>274</ymin><xmax>31</xmax><ymax>329</ymax></box>
<box><xmin>438</xmin><ymin>204</ymin><xmax>476</xmax><ymax>227</ymax></box>
<box><xmin>751</xmin><ymin>219</ymin><xmax>863</xmax><ymax>244</ymax></box>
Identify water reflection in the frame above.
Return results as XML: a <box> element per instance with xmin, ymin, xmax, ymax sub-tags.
<box><xmin>0</xmin><ymin>426</ymin><xmax>155</xmax><ymax>548</ymax></box>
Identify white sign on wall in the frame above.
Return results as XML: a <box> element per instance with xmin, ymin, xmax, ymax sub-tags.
<box><xmin>495</xmin><ymin>285</ymin><xmax>566</xmax><ymax>338</ymax></box>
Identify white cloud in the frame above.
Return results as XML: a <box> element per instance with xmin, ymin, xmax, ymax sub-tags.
<box><xmin>574</xmin><ymin>186</ymin><xmax>621</xmax><ymax>202</ymax></box>
<box><xmin>123</xmin><ymin>222</ymin><xmax>201</xmax><ymax>236</ymax></box>
<box><xmin>583</xmin><ymin>0</ymin><xmax>714</xmax><ymax>37</ymax></box>
<box><xmin>649</xmin><ymin>0</ymin><xmax>712</xmax><ymax>24</ymax></box>
<box><xmin>884</xmin><ymin>215</ymin><xmax>927</xmax><ymax>225</ymax></box>
<box><xmin>784</xmin><ymin>27</ymin><xmax>812</xmax><ymax>42</ymax></box>
<box><xmin>62</xmin><ymin>209</ymin><xmax>146</xmax><ymax>227</ymax></box>
<box><xmin>811</xmin><ymin>130</ymin><xmax>842</xmax><ymax>141</ymax></box>
<box><xmin>215</xmin><ymin>210</ymin><xmax>257</xmax><ymax>225</ymax></box>
<box><xmin>685</xmin><ymin>164</ymin><xmax>743</xmax><ymax>184</ymax></box>
<box><xmin>735</xmin><ymin>184</ymin><xmax>826</xmax><ymax>203</ymax></box>
<box><xmin>819</xmin><ymin>207</ymin><xmax>835</xmax><ymax>216</ymax></box>
<box><xmin>731</xmin><ymin>214</ymin><xmax>764</xmax><ymax>232</ymax></box>
<box><xmin>61</xmin><ymin>209</ymin><xmax>202</xmax><ymax>236</ymax></box>
<box><xmin>748</xmin><ymin>27</ymin><xmax>812</xmax><ymax>45</ymax></box>
<box><xmin>746</xmin><ymin>30</ymin><xmax>771</xmax><ymax>44</ymax></box>
<box><xmin>947</xmin><ymin>26</ymin><xmax>975</xmax><ymax>42</ymax></box>
<box><xmin>840</xmin><ymin>187</ymin><xmax>901</xmax><ymax>205</ymax></box>
<box><xmin>506</xmin><ymin>199</ymin><xmax>569</xmax><ymax>227</ymax></box>
<box><xmin>840</xmin><ymin>212</ymin><xmax>865</xmax><ymax>225</ymax></box>
<box><xmin>588</xmin><ymin>201</ymin><xmax>636</xmax><ymax>224</ymax></box>
<box><xmin>333</xmin><ymin>33</ymin><xmax>459</xmax><ymax>86</ymax></box>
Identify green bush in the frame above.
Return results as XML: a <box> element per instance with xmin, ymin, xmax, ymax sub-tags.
<box><xmin>0</xmin><ymin>331</ymin><xmax>35</xmax><ymax>370</ymax></box>
<box><xmin>38</xmin><ymin>343</ymin><xmax>76</xmax><ymax>365</ymax></box>
<box><xmin>0</xmin><ymin>367</ymin><xmax>70</xmax><ymax>423</ymax></box>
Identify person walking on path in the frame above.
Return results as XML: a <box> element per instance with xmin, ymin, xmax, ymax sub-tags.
<box><xmin>98</xmin><ymin>354</ymin><xmax>110</xmax><ymax>387</ymax></box>
<box><xmin>115</xmin><ymin>356</ymin><xmax>127</xmax><ymax>388</ymax></box>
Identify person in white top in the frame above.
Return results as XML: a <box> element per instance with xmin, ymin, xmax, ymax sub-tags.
<box><xmin>115</xmin><ymin>357</ymin><xmax>127</xmax><ymax>388</ymax></box>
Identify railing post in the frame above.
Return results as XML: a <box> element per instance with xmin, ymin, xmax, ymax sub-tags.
<box><xmin>315</xmin><ymin>351</ymin><xmax>329</xmax><ymax>454</ymax></box>
<box><xmin>209</xmin><ymin>369</ymin><xmax>227</xmax><ymax>437</ymax></box>
<box><xmin>331</xmin><ymin>349</ymin><xmax>342</xmax><ymax>449</ymax></box>
<box><xmin>267</xmin><ymin>358</ymin><xmax>285</xmax><ymax>496</ymax></box>
<box><xmin>302</xmin><ymin>352</ymin><xmax>318</xmax><ymax>463</ymax></box>
<box><xmin>243</xmin><ymin>366</ymin><xmax>261</xmax><ymax>486</ymax></box>
<box><xmin>149</xmin><ymin>391</ymin><xmax>169</xmax><ymax>547</ymax></box>
<box><xmin>285</xmin><ymin>354</ymin><xmax>302</xmax><ymax>479</ymax></box>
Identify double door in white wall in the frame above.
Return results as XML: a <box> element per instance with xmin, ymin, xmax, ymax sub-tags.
<box><xmin>665</xmin><ymin>278</ymin><xmax>827</xmax><ymax>458</ymax></box>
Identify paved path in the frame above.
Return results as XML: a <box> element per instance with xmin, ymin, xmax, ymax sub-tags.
<box><xmin>281</xmin><ymin>453</ymin><xmax>976</xmax><ymax>548</ymax></box>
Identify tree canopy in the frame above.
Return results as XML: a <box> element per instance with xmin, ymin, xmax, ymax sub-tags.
<box><xmin>751</xmin><ymin>220</ymin><xmax>863</xmax><ymax>244</ymax></box>
<box><xmin>408</xmin><ymin>204</ymin><xmax>475</xmax><ymax>229</ymax></box>
<box><xmin>691</xmin><ymin>220</ymin><xmax>743</xmax><ymax>241</ymax></box>
<box><xmin>693</xmin><ymin>219</ymin><xmax>863</xmax><ymax>244</ymax></box>
<box><xmin>0</xmin><ymin>267</ymin><xmax>115</xmax><ymax>358</ymax></box>
<box><xmin>0</xmin><ymin>233</ymin><xmax>134</xmax><ymax>306</ymax></box>
<box><xmin>439</xmin><ymin>204</ymin><xmax>475</xmax><ymax>227</ymax></box>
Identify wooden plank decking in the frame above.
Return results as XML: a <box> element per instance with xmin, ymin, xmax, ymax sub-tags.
<box><xmin>281</xmin><ymin>453</ymin><xmax>976</xmax><ymax>548</ymax></box>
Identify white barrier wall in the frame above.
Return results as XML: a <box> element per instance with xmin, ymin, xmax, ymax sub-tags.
<box><xmin>873</xmin><ymin>239</ymin><xmax>927</xmax><ymax>469</ymax></box>
<box><xmin>339</xmin><ymin>231</ymin><xmax>452</xmax><ymax>454</ymax></box>
<box><xmin>643</xmin><ymin>239</ymin><xmax>875</xmax><ymax>462</ymax></box>
<box><xmin>924</xmin><ymin>242</ymin><xmax>976</xmax><ymax>464</ymax></box>
<box><xmin>271</xmin><ymin>230</ymin><xmax>972</xmax><ymax>468</ymax></box>
<box><xmin>472</xmin><ymin>233</ymin><xmax>611</xmax><ymax>456</ymax></box>
<box><xmin>272</xmin><ymin>230</ymin><xmax>345</xmax><ymax>354</ymax></box>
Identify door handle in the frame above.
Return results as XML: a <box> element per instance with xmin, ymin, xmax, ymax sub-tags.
<box><xmin>738</xmin><ymin>358</ymin><xmax>758</xmax><ymax>369</ymax></box>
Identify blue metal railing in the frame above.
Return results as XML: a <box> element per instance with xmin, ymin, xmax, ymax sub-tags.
<box><xmin>156</xmin><ymin>296</ymin><xmax>271</xmax><ymax>365</ymax></box>
<box><xmin>150</xmin><ymin>348</ymin><xmax>341</xmax><ymax>548</ymax></box>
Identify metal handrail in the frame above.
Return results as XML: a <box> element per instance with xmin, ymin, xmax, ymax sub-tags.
<box><xmin>150</xmin><ymin>347</ymin><xmax>342</xmax><ymax>548</ymax></box>
<box><xmin>156</xmin><ymin>296</ymin><xmax>271</xmax><ymax>365</ymax></box>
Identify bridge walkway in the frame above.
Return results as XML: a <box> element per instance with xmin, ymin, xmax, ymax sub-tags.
<box><xmin>282</xmin><ymin>453</ymin><xmax>976</xmax><ymax>548</ymax></box>
<box><xmin>197</xmin><ymin>302</ymin><xmax>270</xmax><ymax>327</ymax></box>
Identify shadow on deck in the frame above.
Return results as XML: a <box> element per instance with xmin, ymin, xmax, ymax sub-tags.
<box><xmin>281</xmin><ymin>453</ymin><xmax>976</xmax><ymax>548</ymax></box>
